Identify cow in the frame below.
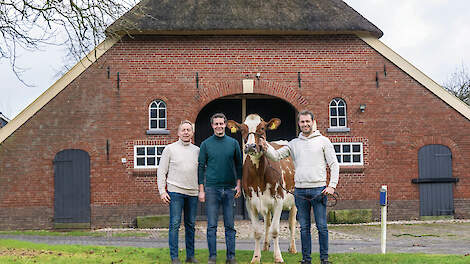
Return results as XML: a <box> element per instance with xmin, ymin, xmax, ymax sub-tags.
<box><xmin>227</xmin><ymin>114</ymin><xmax>297</xmax><ymax>264</ymax></box>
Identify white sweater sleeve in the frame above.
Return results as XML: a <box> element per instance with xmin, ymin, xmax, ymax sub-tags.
<box><xmin>323</xmin><ymin>139</ymin><xmax>339</xmax><ymax>188</ymax></box>
<box><xmin>265</xmin><ymin>143</ymin><xmax>291</xmax><ymax>161</ymax></box>
<box><xmin>157</xmin><ymin>146</ymin><xmax>171</xmax><ymax>195</ymax></box>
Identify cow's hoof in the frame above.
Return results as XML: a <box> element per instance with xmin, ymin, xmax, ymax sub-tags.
<box><xmin>250</xmin><ymin>257</ymin><xmax>261</xmax><ymax>264</ymax></box>
<box><xmin>274</xmin><ymin>259</ymin><xmax>284</xmax><ymax>264</ymax></box>
<box><xmin>288</xmin><ymin>247</ymin><xmax>297</xmax><ymax>254</ymax></box>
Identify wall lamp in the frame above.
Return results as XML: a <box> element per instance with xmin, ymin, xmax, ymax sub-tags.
<box><xmin>359</xmin><ymin>104</ymin><xmax>367</xmax><ymax>112</ymax></box>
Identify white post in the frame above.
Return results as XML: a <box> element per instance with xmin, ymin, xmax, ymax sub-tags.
<box><xmin>380</xmin><ymin>185</ymin><xmax>387</xmax><ymax>254</ymax></box>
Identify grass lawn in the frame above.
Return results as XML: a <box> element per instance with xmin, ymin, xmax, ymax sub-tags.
<box><xmin>1</xmin><ymin>239</ymin><xmax>469</xmax><ymax>263</ymax></box>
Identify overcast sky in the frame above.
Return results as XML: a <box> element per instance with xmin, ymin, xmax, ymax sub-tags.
<box><xmin>1</xmin><ymin>0</ymin><xmax>469</xmax><ymax>120</ymax></box>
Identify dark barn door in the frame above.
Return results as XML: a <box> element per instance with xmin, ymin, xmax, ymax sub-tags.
<box><xmin>194</xmin><ymin>95</ymin><xmax>296</xmax><ymax>219</ymax></box>
<box><xmin>54</xmin><ymin>149</ymin><xmax>91</xmax><ymax>228</ymax></box>
<box><xmin>418</xmin><ymin>145</ymin><xmax>454</xmax><ymax>217</ymax></box>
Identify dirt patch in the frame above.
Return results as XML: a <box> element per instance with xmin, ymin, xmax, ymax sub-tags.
<box><xmin>0</xmin><ymin>248</ymin><xmax>69</xmax><ymax>257</ymax></box>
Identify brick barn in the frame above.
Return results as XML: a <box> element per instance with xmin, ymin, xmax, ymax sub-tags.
<box><xmin>1</xmin><ymin>0</ymin><xmax>469</xmax><ymax>229</ymax></box>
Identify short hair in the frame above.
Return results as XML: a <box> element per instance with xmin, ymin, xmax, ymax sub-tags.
<box><xmin>178</xmin><ymin>120</ymin><xmax>194</xmax><ymax>132</ymax></box>
<box><xmin>210</xmin><ymin>113</ymin><xmax>227</xmax><ymax>124</ymax></box>
<box><xmin>297</xmin><ymin>110</ymin><xmax>315</xmax><ymax>122</ymax></box>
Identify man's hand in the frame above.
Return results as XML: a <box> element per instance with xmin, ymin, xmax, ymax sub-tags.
<box><xmin>322</xmin><ymin>186</ymin><xmax>335</xmax><ymax>195</ymax></box>
<box><xmin>160</xmin><ymin>192</ymin><xmax>171</xmax><ymax>204</ymax></box>
<box><xmin>234</xmin><ymin>179</ymin><xmax>242</xmax><ymax>198</ymax></box>
<box><xmin>198</xmin><ymin>191</ymin><xmax>205</xmax><ymax>202</ymax></box>
<box><xmin>234</xmin><ymin>184</ymin><xmax>241</xmax><ymax>198</ymax></box>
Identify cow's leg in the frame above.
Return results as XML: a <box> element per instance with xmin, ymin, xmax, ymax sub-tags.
<box><xmin>270</xmin><ymin>202</ymin><xmax>284</xmax><ymax>263</ymax></box>
<box><xmin>263</xmin><ymin>210</ymin><xmax>271</xmax><ymax>251</ymax></box>
<box><xmin>288</xmin><ymin>205</ymin><xmax>298</xmax><ymax>254</ymax></box>
<box><xmin>246</xmin><ymin>200</ymin><xmax>262</xmax><ymax>263</ymax></box>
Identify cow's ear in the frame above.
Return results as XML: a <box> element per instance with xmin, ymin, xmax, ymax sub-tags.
<box><xmin>227</xmin><ymin>120</ymin><xmax>241</xmax><ymax>133</ymax></box>
<box><xmin>267</xmin><ymin>118</ymin><xmax>281</xmax><ymax>130</ymax></box>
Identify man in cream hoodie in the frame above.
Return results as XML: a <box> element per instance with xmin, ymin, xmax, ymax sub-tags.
<box><xmin>157</xmin><ymin>120</ymin><xmax>200</xmax><ymax>264</ymax></box>
<box><xmin>261</xmin><ymin>110</ymin><xmax>339</xmax><ymax>264</ymax></box>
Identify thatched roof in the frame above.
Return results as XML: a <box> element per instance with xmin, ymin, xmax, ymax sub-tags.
<box><xmin>107</xmin><ymin>0</ymin><xmax>383</xmax><ymax>38</ymax></box>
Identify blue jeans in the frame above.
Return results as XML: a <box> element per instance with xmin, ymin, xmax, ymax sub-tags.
<box><xmin>205</xmin><ymin>186</ymin><xmax>236</xmax><ymax>260</ymax></box>
<box><xmin>294</xmin><ymin>187</ymin><xmax>329</xmax><ymax>261</ymax></box>
<box><xmin>168</xmin><ymin>192</ymin><xmax>198</xmax><ymax>260</ymax></box>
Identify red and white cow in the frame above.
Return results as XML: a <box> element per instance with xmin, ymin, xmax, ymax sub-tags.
<box><xmin>228</xmin><ymin>114</ymin><xmax>296</xmax><ymax>264</ymax></box>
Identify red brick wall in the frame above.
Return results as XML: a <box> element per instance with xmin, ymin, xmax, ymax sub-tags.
<box><xmin>1</xmin><ymin>35</ymin><xmax>469</xmax><ymax>229</ymax></box>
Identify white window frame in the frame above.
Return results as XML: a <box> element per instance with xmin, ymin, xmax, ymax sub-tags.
<box><xmin>329</xmin><ymin>98</ymin><xmax>347</xmax><ymax>128</ymax></box>
<box><xmin>134</xmin><ymin>145</ymin><xmax>166</xmax><ymax>168</ymax></box>
<box><xmin>333</xmin><ymin>142</ymin><xmax>363</xmax><ymax>165</ymax></box>
<box><xmin>149</xmin><ymin>100</ymin><xmax>167</xmax><ymax>130</ymax></box>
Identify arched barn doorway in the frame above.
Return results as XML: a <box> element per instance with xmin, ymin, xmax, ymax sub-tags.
<box><xmin>195</xmin><ymin>94</ymin><xmax>297</xmax><ymax>219</ymax></box>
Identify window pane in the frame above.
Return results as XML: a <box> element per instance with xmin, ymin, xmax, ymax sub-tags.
<box><xmin>159</xmin><ymin>108</ymin><xmax>166</xmax><ymax>118</ymax></box>
<box><xmin>159</xmin><ymin>119</ymin><xmax>166</xmax><ymax>128</ymax></box>
<box><xmin>150</xmin><ymin>102</ymin><xmax>157</xmax><ymax>108</ymax></box>
<box><xmin>330</xmin><ymin>100</ymin><xmax>336</xmax><ymax>106</ymax></box>
<box><xmin>147</xmin><ymin>157</ymin><xmax>155</xmax><ymax>165</ymax></box>
<box><xmin>353</xmin><ymin>155</ymin><xmax>361</xmax><ymax>162</ymax></box>
<box><xmin>147</xmin><ymin>147</ymin><xmax>155</xmax><ymax>155</ymax></box>
<box><xmin>150</xmin><ymin>109</ymin><xmax>157</xmax><ymax>118</ymax></box>
<box><xmin>159</xmin><ymin>101</ymin><xmax>166</xmax><ymax>108</ymax></box>
<box><xmin>151</xmin><ymin>120</ymin><xmax>157</xmax><ymax>128</ymax></box>
<box><xmin>338</xmin><ymin>107</ymin><xmax>345</xmax><ymax>116</ymax></box>
<box><xmin>157</xmin><ymin>147</ymin><xmax>165</xmax><ymax>155</ymax></box>
<box><xmin>339</xmin><ymin>118</ymin><xmax>345</xmax><ymax>126</ymax></box>
<box><xmin>336</xmin><ymin>155</ymin><xmax>341</xmax><ymax>162</ymax></box>
<box><xmin>137</xmin><ymin>157</ymin><xmax>145</xmax><ymax>166</ymax></box>
<box><xmin>330</xmin><ymin>108</ymin><xmax>337</xmax><ymax>116</ymax></box>
<box><xmin>157</xmin><ymin>157</ymin><xmax>161</xmax><ymax>165</ymax></box>
<box><xmin>334</xmin><ymin>145</ymin><xmax>340</xmax><ymax>153</ymax></box>
<box><xmin>338</xmin><ymin>100</ymin><xmax>345</xmax><ymax>106</ymax></box>
<box><xmin>136</xmin><ymin>147</ymin><xmax>145</xmax><ymax>155</ymax></box>
<box><xmin>353</xmin><ymin>144</ymin><xmax>361</xmax><ymax>152</ymax></box>
<box><xmin>343</xmin><ymin>155</ymin><xmax>351</xmax><ymax>162</ymax></box>
<box><xmin>331</xmin><ymin>118</ymin><xmax>337</xmax><ymax>127</ymax></box>
<box><xmin>342</xmin><ymin>144</ymin><xmax>350</xmax><ymax>153</ymax></box>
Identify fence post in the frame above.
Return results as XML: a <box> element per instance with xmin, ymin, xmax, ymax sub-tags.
<box><xmin>380</xmin><ymin>185</ymin><xmax>388</xmax><ymax>254</ymax></box>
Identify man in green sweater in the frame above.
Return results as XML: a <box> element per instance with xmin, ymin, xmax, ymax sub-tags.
<box><xmin>198</xmin><ymin>113</ymin><xmax>242</xmax><ymax>264</ymax></box>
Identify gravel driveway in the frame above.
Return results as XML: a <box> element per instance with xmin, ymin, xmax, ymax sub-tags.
<box><xmin>1</xmin><ymin>219</ymin><xmax>470</xmax><ymax>255</ymax></box>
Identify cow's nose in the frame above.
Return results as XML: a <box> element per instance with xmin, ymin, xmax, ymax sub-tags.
<box><xmin>244</xmin><ymin>143</ymin><xmax>256</xmax><ymax>152</ymax></box>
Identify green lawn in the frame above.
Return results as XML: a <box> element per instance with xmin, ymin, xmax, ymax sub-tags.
<box><xmin>0</xmin><ymin>239</ymin><xmax>469</xmax><ymax>264</ymax></box>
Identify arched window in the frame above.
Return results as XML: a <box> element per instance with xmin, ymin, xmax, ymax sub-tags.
<box><xmin>149</xmin><ymin>100</ymin><xmax>167</xmax><ymax>130</ymax></box>
<box><xmin>329</xmin><ymin>98</ymin><xmax>347</xmax><ymax>128</ymax></box>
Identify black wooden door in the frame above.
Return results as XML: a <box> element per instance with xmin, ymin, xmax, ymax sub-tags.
<box><xmin>54</xmin><ymin>149</ymin><xmax>91</xmax><ymax>228</ymax></box>
<box><xmin>246</xmin><ymin>98</ymin><xmax>297</xmax><ymax>141</ymax></box>
<box><xmin>418</xmin><ymin>144</ymin><xmax>453</xmax><ymax>216</ymax></box>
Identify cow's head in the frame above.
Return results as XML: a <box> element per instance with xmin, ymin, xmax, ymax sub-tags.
<box><xmin>227</xmin><ymin>114</ymin><xmax>280</xmax><ymax>157</ymax></box>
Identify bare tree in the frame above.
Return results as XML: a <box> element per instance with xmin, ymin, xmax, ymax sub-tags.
<box><xmin>443</xmin><ymin>63</ymin><xmax>470</xmax><ymax>105</ymax></box>
<box><xmin>0</xmin><ymin>0</ymin><xmax>137</xmax><ymax>83</ymax></box>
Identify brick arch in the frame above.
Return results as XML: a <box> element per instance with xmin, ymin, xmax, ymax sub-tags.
<box><xmin>412</xmin><ymin>136</ymin><xmax>460</xmax><ymax>156</ymax></box>
<box><xmin>195</xmin><ymin>80</ymin><xmax>308</xmax><ymax>114</ymax></box>
<box><xmin>50</xmin><ymin>142</ymin><xmax>99</xmax><ymax>164</ymax></box>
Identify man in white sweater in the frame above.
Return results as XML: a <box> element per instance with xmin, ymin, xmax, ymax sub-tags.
<box><xmin>261</xmin><ymin>110</ymin><xmax>339</xmax><ymax>264</ymax></box>
<box><xmin>157</xmin><ymin>120</ymin><xmax>200</xmax><ymax>264</ymax></box>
